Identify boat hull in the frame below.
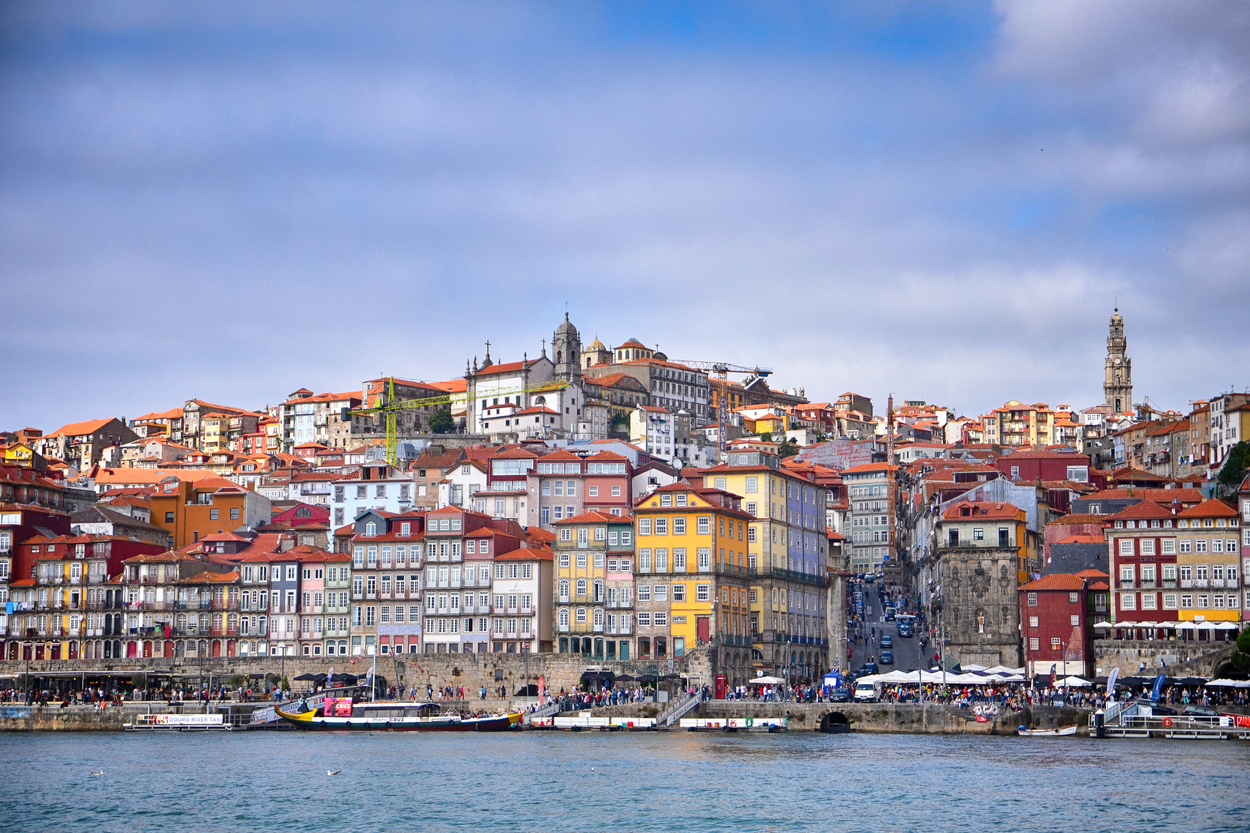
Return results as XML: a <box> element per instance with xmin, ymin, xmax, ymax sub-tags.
<box><xmin>275</xmin><ymin>707</ymin><xmax>520</xmax><ymax>732</ymax></box>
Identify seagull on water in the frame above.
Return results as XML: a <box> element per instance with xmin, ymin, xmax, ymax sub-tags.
<box><xmin>90</xmin><ymin>770</ymin><xmax>105</xmax><ymax>776</ymax></box>
<box><xmin>327</xmin><ymin>770</ymin><xmax>342</xmax><ymax>776</ymax></box>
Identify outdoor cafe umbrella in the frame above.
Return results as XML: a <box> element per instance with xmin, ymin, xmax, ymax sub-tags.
<box><xmin>1175</xmin><ymin>621</ymin><xmax>1196</xmax><ymax>631</ymax></box>
<box><xmin>748</xmin><ymin>675</ymin><xmax>785</xmax><ymax>685</ymax></box>
<box><xmin>1060</xmin><ymin>676</ymin><xmax>1092</xmax><ymax>688</ymax></box>
<box><xmin>1214</xmin><ymin>622</ymin><xmax>1239</xmax><ymax>630</ymax></box>
<box><xmin>614</xmin><ymin>674</ymin><xmax>636</xmax><ymax>683</ymax></box>
<box><xmin>293</xmin><ymin>673</ymin><xmax>319</xmax><ymax>682</ymax></box>
<box><xmin>635</xmin><ymin>674</ymin><xmax>658</xmax><ymax>684</ymax></box>
<box><xmin>1093</xmin><ymin>621</ymin><xmax>1115</xmax><ymax>630</ymax></box>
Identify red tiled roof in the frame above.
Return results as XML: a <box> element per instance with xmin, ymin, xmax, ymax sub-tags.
<box><xmin>554</xmin><ymin>511</ymin><xmax>628</xmax><ymax>525</ymax></box>
<box><xmin>496</xmin><ymin>545</ymin><xmax>553</xmax><ymax>561</ymax></box>
<box><xmin>47</xmin><ymin>418</ymin><xmax>115</xmax><ymax>437</ymax></box>
<box><xmin>1106</xmin><ymin>502</ymin><xmax>1176</xmax><ymax>521</ymax></box>
<box><xmin>941</xmin><ymin>501</ymin><xmax>1023</xmax><ymax>521</ymax></box>
<box><xmin>1020</xmin><ymin>573</ymin><xmax>1086</xmax><ymax>592</ymax></box>
<box><xmin>1177</xmin><ymin>498</ymin><xmax>1238</xmax><ymax>519</ymax></box>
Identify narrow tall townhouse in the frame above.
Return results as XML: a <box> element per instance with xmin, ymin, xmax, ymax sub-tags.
<box><xmin>346</xmin><ymin>509</ymin><xmax>428</xmax><ymax>657</ymax></box>
<box><xmin>490</xmin><ymin>545</ymin><xmax>554</xmax><ymax>653</ymax></box>
<box><xmin>632</xmin><ymin>482</ymin><xmax>754</xmax><ymax>685</ymax></box>
<box><xmin>553</xmin><ymin>512</ymin><xmax>635</xmax><ymax>659</ymax></box>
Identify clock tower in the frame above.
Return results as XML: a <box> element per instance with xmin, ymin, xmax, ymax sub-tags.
<box><xmin>1104</xmin><ymin>308</ymin><xmax>1132</xmax><ymax>413</ymax></box>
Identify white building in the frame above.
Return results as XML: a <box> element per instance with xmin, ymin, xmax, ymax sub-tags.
<box><xmin>330</xmin><ymin>463</ymin><xmax>415</xmax><ymax>532</ymax></box>
<box><xmin>490</xmin><ymin>546</ymin><xmax>553</xmax><ymax>653</ymax></box>
<box><xmin>630</xmin><ymin>405</ymin><xmax>674</xmax><ymax>461</ymax></box>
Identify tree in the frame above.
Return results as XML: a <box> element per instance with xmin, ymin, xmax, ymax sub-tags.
<box><xmin>776</xmin><ymin>439</ymin><xmax>799</xmax><ymax>459</ymax></box>
<box><xmin>429</xmin><ymin>408</ymin><xmax>455</xmax><ymax>434</ymax></box>
<box><xmin>758</xmin><ymin>431</ymin><xmax>773</xmax><ymax>442</ymax></box>
<box><xmin>1231</xmin><ymin>626</ymin><xmax>1250</xmax><ymax>674</ymax></box>
<box><xmin>1217</xmin><ymin>440</ymin><xmax>1250</xmax><ymax>498</ymax></box>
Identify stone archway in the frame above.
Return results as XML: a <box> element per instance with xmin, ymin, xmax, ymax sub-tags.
<box><xmin>819</xmin><ymin>711</ymin><xmax>850</xmax><ymax>733</ymax></box>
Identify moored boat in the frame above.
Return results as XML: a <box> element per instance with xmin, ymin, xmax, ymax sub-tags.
<box><xmin>275</xmin><ymin>697</ymin><xmax>520</xmax><ymax>732</ymax></box>
<box><xmin>1016</xmin><ymin>724</ymin><xmax>1078</xmax><ymax>737</ymax></box>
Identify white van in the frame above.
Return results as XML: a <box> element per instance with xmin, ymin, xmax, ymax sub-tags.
<box><xmin>854</xmin><ymin>680</ymin><xmax>882</xmax><ymax>702</ymax></box>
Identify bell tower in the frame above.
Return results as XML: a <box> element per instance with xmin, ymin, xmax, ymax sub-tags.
<box><xmin>1104</xmin><ymin>308</ymin><xmax>1132</xmax><ymax>413</ymax></box>
<box><xmin>552</xmin><ymin>313</ymin><xmax>582</xmax><ymax>380</ymax></box>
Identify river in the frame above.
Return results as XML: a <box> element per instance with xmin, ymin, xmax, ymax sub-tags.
<box><xmin>4</xmin><ymin>732</ymin><xmax>1248</xmax><ymax>832</ymax></box>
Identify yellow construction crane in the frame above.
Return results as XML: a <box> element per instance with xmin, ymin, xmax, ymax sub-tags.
<box><xmin>348</xmin><ymin>376</ymin><xmax>575</xmax><ymax>466</ymax></box>
<box><xmin>670</xmin><ymin>361</ymin><xmax>772</xmax><ymax>462</ymax></box>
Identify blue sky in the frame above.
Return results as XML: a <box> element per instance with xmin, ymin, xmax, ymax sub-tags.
<box><xmin>2</xmin><ymin>1</ymin><xmax>1248</xmax><ymax>430</ymax></box>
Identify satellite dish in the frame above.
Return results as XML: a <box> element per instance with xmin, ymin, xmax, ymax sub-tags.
<box><xmin>673</xmin><ymin>459</ymin><xmax>684</xmax><ymax>471</ymax></box>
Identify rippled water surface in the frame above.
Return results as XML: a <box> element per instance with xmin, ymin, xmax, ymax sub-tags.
<box><xmin>4</xmin><ymin>731</ymin><xmax>1248</xmax><ymax>832</ymax></box>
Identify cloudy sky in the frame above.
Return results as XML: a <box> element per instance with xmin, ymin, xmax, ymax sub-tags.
<box><xmin>2</xmin><ymin>1</ymin><xmax>1248</xmax><ymax>430</ymax></box>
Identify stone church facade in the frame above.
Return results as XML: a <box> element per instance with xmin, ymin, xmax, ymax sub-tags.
<box><xmin>934</xmin><ymin>501</ymin><xmax>1030</xmax><ymax>668</ymax></box>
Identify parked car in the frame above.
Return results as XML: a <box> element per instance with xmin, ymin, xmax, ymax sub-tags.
<box><xmin>829</xmin><ymin>687</ymin><xmax>852</xmax><ymax>703</ymax></box>
<box><xmin>1182</xmin><ymin>706</ymin><xmax>1219</xmax><ymax>717</ymax></box>
<box><xmin>880</xmin><ymin>650</ymin><xmax>894</xmax><ymax>665</ymax></box>
<box><xmin>860</xmin><ymin>662</ymin><xmax>878</xmax><ymax>675</ymax></box>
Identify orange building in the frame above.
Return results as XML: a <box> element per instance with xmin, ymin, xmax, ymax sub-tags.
<box><xmin>149</xmin><ymin>476</ymin><xmax>272</xmax><ymax>548</ymax></box>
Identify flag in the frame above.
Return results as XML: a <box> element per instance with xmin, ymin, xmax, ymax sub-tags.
<box><xmin>1049</xmin><ymin>664</ymin><xmax>1056</xmax><ymax>688</ymax></box>
<box><xmin>1150</xmin><ymin>673</ymin><xmax>1166</xmax><ymax>704</ymax></box>
<box><xmin>1106</xmin><ymin>668</ymin><xmax>1119</xmax><ymax>696</ymax></box>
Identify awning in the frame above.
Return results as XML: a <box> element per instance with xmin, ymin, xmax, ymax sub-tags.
<box><xmin>1175</xmin><ymin>621</ymin><xmax>1197</xmax><ymax>630</ymax></box>
<box><xmin>748</xmin><ymin>675</ymin><xmax>785</xmax><ymax>685</ymax></box>
<box><xmin>1060</xmin><ymin>676</ymin><xmax>1092</xmax><ymax>688</ymax></box>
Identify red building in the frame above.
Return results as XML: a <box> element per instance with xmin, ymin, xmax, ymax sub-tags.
<box><xmin>581</xmin><ymin>450</ymin><xmax>633</xmax><ymax>516</ymax></box>
<box><xmin>1105</xmin><ymin>501</ymin><xmax>1181</xmax><ymax>635</ymax></box>
<box><xmin>995</xmin><ymin>446</ymin><xmax>1091</xmax><ymax>484</ymax></box>
<box><xmin>1019</xmin><ymin>573</ymin><xmax>1095</xmax><ymax>678</ymax></box>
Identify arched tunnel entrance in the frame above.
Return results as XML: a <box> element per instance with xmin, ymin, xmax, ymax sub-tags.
<box><xmin>819</xmin><ymin>711</ymin><xmax>850</xmax><ymax>734</ymax></box>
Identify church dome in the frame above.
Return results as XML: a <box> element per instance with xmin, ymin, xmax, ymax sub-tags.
<box><xmin>587</xmin><ymin>336</ymin><xmax>606</xmax><ymax>352</ymax></box>
<box><xmin>555</xmin><ymin>313</ymin><xmax>578</xmax><ymax>336</ymax></box>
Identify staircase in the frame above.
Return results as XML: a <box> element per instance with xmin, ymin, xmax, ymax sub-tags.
<box><xmin>522</xmin><ymin>700</ymin><xmax>561</xmax><ymax>726</ymax></box>
<box><xmin>657</xmin><ymin>691</ymin><xmax>700</xmax><ymax>727</ymax></box>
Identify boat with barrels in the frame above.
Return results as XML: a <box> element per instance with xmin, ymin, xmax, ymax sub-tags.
<box><xmin>275</xmin><ymin>696</ymin><xmax>521</xmax><ymax>732</ymax></box>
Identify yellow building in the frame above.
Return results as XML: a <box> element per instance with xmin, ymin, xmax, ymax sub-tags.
<box><xmin>983</xmin><ymin>401</ymin><xmax>1057</xmax><ymax>447</ymax></box>
<box><xmin>633</xmin><ymin>482</ymin><xmax>752</xmax><ymax>682</ymax></box>
<box><xmin>694</xmin><ymin>451</ymin><xmax>830</xmax><ymax>682</ymax></box>
<box><xmin>1175</xmin><ymin>499</ymin><xmax>1242</xmax><ymax>624</ymax></box>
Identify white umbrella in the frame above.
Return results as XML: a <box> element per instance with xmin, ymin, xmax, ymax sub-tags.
<box><xmin>1093</xmin><ymin>621</ymin><xmax>1115</xmax><ymax>629</ymax></box>
<box><xmin>1214</xmin><ymin>622</ymin><xmax>1239</xmax><ymax>630</ymax></box>
<box><xmin>1175</xmin><ymin>621</ymin><xmax>1196</xmax><ymax>630</ymax></box>
<box><xmin>985</xmin><ymin>664</ymin><xmax>1019</xmax><ymax>674</ymax></box>
<box><xmin>1156</xmin><ymin>621</ymin><xmax>1176</xmax><ymax>629</ymax></box>
<box><xmin>748</xmin><ymin>675</ymin><xmax>785</xmax><ymax>685</ymax></box>
<box><xmin>1204</xmin><ymin>679</ymin><xmax>1237</xmax><ymax>687</ymax></box>
<box><xmin>1136</xmin><ymin>621</ymin><xmax>1158</xmax><ymax>629</ymax></box>
<box><xmin>1060</xmin><ymin>676</ymin><xmax>1092</xmax><ymax>687</ymax></box>
<box><xmin>1117</xmin><ymin>621</ymin><xmax>1137</xmax><ymax>629</ymax></box>
<box><xmin>962</xmin><ymin>664</ymin><xmax>987</xmax><ymax>672</ymax></box>
<box><xmin>1195</xmin><ymin>621</ymin><xmax>1216</xmax><ymax>630</ymax></box>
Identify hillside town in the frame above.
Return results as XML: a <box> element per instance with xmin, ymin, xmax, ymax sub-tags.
<box><xmin>2</xmin><ymin>309</ymin><xmax>1248</xmax><ymax>688</ymax></box>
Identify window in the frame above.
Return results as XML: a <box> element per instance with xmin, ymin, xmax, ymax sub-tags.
<box><xmin>672</xmin><ymin>584</ymin><xmax>685</xmax><ymax>601</ymax></box>
<box><xmin>1068</xmin><ymin>592</ymin><xmax>1079</xmax><ymax>604</ymax></box>
<box><xmin>230</xmin><ymin>507</ymin><xmax>240</xmax><ymax>520</ymax></box>
<box><xmin>1140</xmin><ymin>539</ymin><xmax>1155</xmax><ymax>556</ymax></box>
<box><xmin>209</xmin><ymin>509</ymin><xmax>219</xmax><ymax>521</ymax></box>
<box><xmin>1119</xmin><ymin>539</ymin><xmax>1133</xmax><ymax>555</ymax></box>
<box><xmin>639</xmin><ymin>518</ymin><xmax>652</xmax><ymax>536</ymax></box>
<box><xmin>1050</xmin><ymin>637</ymin><xmax>1061</xmax><ymax>649</ymax></box>
<box><xmin>654</xmin><ymin>518</ymin><xmax>668</xmax><ymax>535</ymax></box>
<box><xmin>1161</xmin><ymin>539</ymin><xmax>1176</xmax><ymax>554</ymax></box>
<box><xmin>1028</xmin><ymin>616</ymin><xmax>1039</xmax><ymax>627</ymax></box>
<box><xmin>1029</xmin><ymin>637</ymin><xmax>1039</xmax><ymax>651</ymax></box>
<box><xmin>637</xmin><ymin>585</ymin><xmax>651</xmax><ymax>601</ymax></box>
<box><xmin>1120</xmin><ymin>593</ymin><xmax>1136</xmax><ymax>610</ymax></box>
<box><xmin>697</xmin><ymin>517</ymin><xmax>711</xmax><ymax>535</ymax></box>
<box><xmin>653</xmin><ymin>612</ymin><xmax>667</xmax><ymax>627</ymax></box>
<box><xmin>673</xmin><ymin>517</ymin><xmax>686</xmax><ymax>535</ymax></box>
<box><xmin>1162</xmin><ymin>593</ymin><xmax>1177</xmax><ymax>609</ymax></box>
<box><xmin>1026</xmin><ymin>592</ymin><xmax>1038</xmax><ymax>607</ymax></box>
<box><xmin>746</xmin><ymin>476</ymin><xmax>758</xmax><ymax>493</ymax></box>
<box><xmin>696</xmin><ymin>584</ymin><xmax>710</xmax><ymax>602</ymax></box>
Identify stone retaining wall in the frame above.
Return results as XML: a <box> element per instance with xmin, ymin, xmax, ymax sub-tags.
<box><xmin>0</xmin><ymin>649</ymin><xmax>712</xmax><ymax>700</ymax></box>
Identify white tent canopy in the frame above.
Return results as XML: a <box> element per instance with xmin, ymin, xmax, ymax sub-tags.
<box><xmin>1060</xmin><ymin>676</ymin><xmax>1092</xmax><ymax>687</ymax></box>
<box><xmin>1214</xmin><ymin>621</ymin><xmax>1240</xmax><ymax>630</ymax></box>
<box><xmin>748</xmin><ymin>675</ymin><xmax>785</xmax><ymax>685</ymax></box>
<box><xmin>1093</xmin><ymin>621</ymin><xmax>1115</xmax><ymax>629</ymax></box>
<box><xmin>985</xmin><ymin>665</ymin><xmax>1026</xmax><ymax>675</ymax></box>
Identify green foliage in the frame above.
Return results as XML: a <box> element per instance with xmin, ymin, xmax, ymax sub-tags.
<box><xmin>226</xmin><ymin>674</ymin><xmax>246</xmax><ymax>688</ymax></box>
<box><xmin>758</xmin><ymin>431</ymin><xmax>773</xmax><ymax>442</ymax></box>
<box><xmin>1217</xmin><ymin>441</ymin><xmax>1249</xmax><ymax>495</ymax></box>
<box><xmin>610</xmin><ymin>411</ymin><xmax>630</xmax><ymax>428</ymax></box>
<box><xmin>429</xmin><ymin>408</ymin><xmax>455</xmax><ymax>434</ymax></box>
<box><xmin>265</xmin><ymin>672</ymin><xmax>281</xmax><ymax>686</ymax></box>
<box><xmin>776</xmin><ymin>439</ymin><xmax>799</xmax><ymax>459</ymax></box>
<box><xmin>281</xmin><ymin>676</ymin><xmax>291</xmax><ymax>692</ymax></box>
<box><xmin>1231</xmin><ymin>627</ymin><xmax>1250</xmax><ymax>674</ymax></box>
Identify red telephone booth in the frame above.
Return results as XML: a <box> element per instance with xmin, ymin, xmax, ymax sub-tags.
<box><xmin>715</xmin><ymin>673</ymin><xmax>727</xmax><ymax>700</ymax></box>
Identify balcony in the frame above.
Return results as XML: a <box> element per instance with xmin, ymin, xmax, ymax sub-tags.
<box><xmin>519</xmin><ymin>606</ymin><xmax>534</xmax><ymax>616</ymax></box>
<box><xmin>1162</xmin><ymin>580</ymin><xmax>1178</xmax><ymax>589</ymax></box>
<box><xmin>557</xmin><ymin>623</ymin><xmax>570</xmax><ymax>633</ymax></box>
<box><xmin>1211</xmin><ymin>578</ymin><xmax>1226</xmax><ymax>588</ymax></box>
<box><xmin>1194</xmin><ymin>579</ymin><xmax>1210</xmax><ymax>588</ymax></box>
<box><xmin>593</xmin><ymin>622</ymin><xmax>604</xmax><ymax>633</ymax></box>
<box><xmin>1139</xmin><ymin>581</ymin><xmax>1156</xmax><ymax>589</ymax></box>
<box><xmin>1181</xmin><ymin>579</ymin><xmax>1194</xmax><ymax>588</ymax></box>
<box><xmin>1118</xmin><ymin>579</ymin><xmax>1135</xmax><ymax>589</ymax></box>
<box><xmin>208</xmin><ymin>626</ymin><xmax>239</xmax><ymax>636</ymax></box>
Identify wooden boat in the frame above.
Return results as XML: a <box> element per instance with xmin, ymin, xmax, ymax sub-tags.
<box><xmin>1016</xmin><ymin>724</ymin><xmax>1078</xmax><ymax>737</ymax></box>
<box><xmin>275</xmin><ymin>697</ymin><xmax>521</xmax><ymax>732</ymax></box>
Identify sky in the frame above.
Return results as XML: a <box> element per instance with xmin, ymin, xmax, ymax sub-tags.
<box><xmin>2</xmin><ymin>1</ymin><xmax>1248</xmax><ymax>430</ymax></box>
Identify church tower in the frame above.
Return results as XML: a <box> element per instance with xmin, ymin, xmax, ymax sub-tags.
<box><xmin>1104</xmin><ymin>308</ymin><xmax>1132</xmax><ymax>413</ymax></box>
<box><xmin>552</xmin><ymin>313</ymin><xmax>582</xmax><ymax>380</ymax></box>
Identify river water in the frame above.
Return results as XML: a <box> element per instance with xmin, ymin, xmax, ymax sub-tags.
<box><xmin>4</xmin><ymin>731</ymin><xmax>1248</xmax><ymax>832</ymax></box>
